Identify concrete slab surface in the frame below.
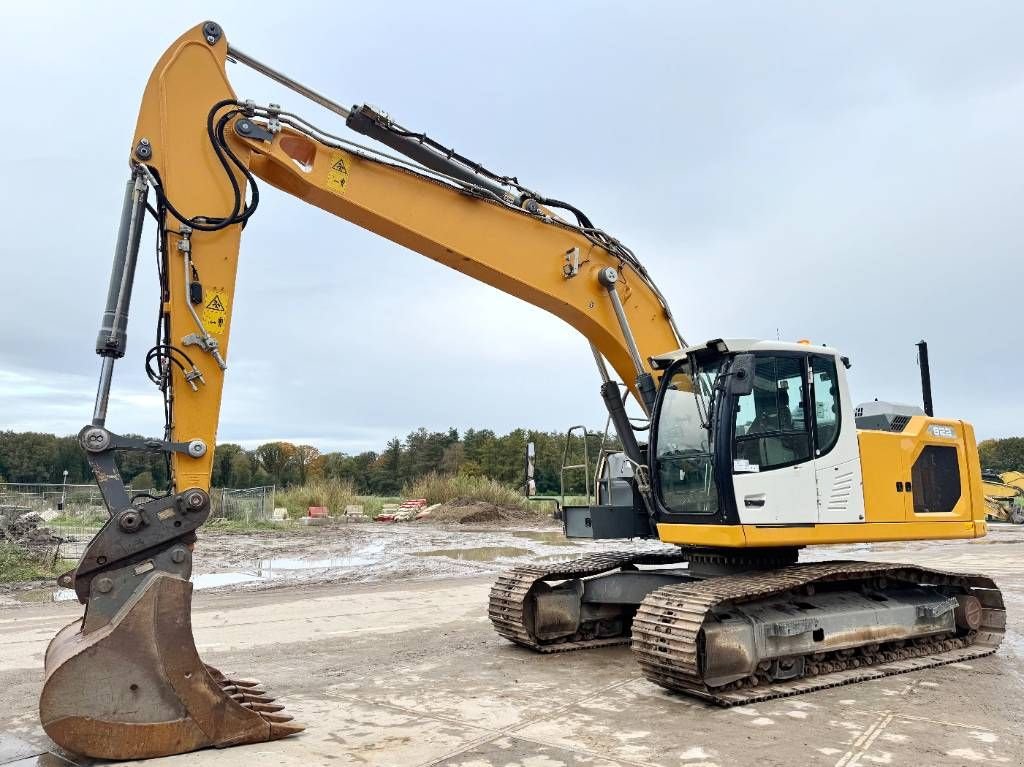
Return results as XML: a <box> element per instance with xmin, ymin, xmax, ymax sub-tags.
<box><xmin>1</xmin><ymin>528</ymin><xmax>1023</xmax><ymax>766</ymax></box>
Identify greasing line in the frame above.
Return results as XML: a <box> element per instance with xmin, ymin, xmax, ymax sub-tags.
<box><xmin>848</xmin><ymin>707</ymin><xmax>1001</xmax><ymax>733</ymax></box>
<box><xmin>412</xmin><ymin>675</ymin><xmax>652</xmax><ymax>767</ymax></box>
<box><xmin>833</xmin><ymin>678</ymin><xmax>917</xmax><ymax>767</ymax></box>
<box><xmin>834</xmin><ymin>711</ymin><xmax>895</xmax><ymax>767</ymax></box>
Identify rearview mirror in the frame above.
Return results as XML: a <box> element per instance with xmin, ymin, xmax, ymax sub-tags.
<box><xmin>727</xmin><ymin>353</ymin><xmax>755</xmax><ymax>396</ymax></box>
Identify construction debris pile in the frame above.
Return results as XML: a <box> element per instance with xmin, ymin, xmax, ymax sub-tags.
<box><xmin>375</xmin><ymin>499</ymin><xmax>438</xmax><ymax>523</ymax></box>
<box><xmin>982</xmin><ymin>471</ymin><xmax>1024</xmax><ymax>524</ymax></box>
<box><xmin>0</xmin><ymin>505</ymin><xmax>62</xmax><ymax>552</ymax></box>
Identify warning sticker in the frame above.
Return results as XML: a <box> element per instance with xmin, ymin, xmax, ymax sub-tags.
<box><xmin>201</xmin><ymin>288</ymin><xmax>229</xmax><ymax>336</ymax></box>
<box><xmin>326</xmin><ymin>150</ymin><xmax>350</xmax><ymax>195</ymax></box>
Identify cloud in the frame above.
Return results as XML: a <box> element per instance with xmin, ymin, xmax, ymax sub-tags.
<box><xmin>1</xmin><ymin>0</ymin><xmax>1021</xmax><ymax>453</ymax></box>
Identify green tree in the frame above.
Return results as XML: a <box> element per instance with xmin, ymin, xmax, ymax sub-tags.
<box><xmin>979</xmin><ymin>438</ymin><xmax>1024</xmax><ymax>473</ymax></box>
<box><xmin>293</xmin><ymin>444</ymin><xmax>322</xmax><ymax>484</ymax></box>
<box><xmin>212</xmin><ymin>444</ymin><xmax>246</xmax><ymax>487</ymax></box>
<box><xmin>254</xmin><ymin>442</ymin><xmax>297</xmax><ymax>485</ymax></box>
<box><xmin>130</xmin><ymin>470</ymin><xmax>155</xmax><ymax>491</ymax></box>
<box><xmin>229</xmin><ymin>450</ymin><xmax>254</xmax><ymax>487</ymax></box>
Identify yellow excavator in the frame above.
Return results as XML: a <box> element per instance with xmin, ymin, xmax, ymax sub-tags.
<box><xmin>41</xmin><ymin>21</ymin><xmax>1004</xmax><ymax>760</ymax></box>
<box><xmin>982</xmin><ymin>471</ymin><xmax>1024</xmax><ymax>523</ymax></box>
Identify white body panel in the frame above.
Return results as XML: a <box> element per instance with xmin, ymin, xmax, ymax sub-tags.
<box><xmin>812</xmin><ymin>352</ymin><xmax>866</xmax><ymax>523</ymax></box>
<box><xmin>815</xmin><ymin>457</ymin><xmax>866</xmax><ymax>522</ymax></box>
<box><xmin>735</xmin><ymin>463</ymin><xmax>818</xmax><ymax>525</ymax></box>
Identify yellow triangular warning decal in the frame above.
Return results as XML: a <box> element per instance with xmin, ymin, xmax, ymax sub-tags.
<box><xmin>206</xmin><ymin>294</ymin><xmax>226</xmax><ymax>312</ymax></box>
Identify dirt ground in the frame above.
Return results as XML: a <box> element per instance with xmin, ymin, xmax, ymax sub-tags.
<box><xmin>1</xmin><ymin>523</ymin><xmax>1023</xmax><ymax>766</ymax></box>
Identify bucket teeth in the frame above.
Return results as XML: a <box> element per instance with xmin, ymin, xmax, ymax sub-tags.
<box><xmin>204</xmin><ymin>664</ymin><xmax>262</xmax><ymax>688</ymax></box>
<box><xmin>223</xmin><ymin>684</ymin><xmax>267</xmax><ymax>695</ymax></box>
<box><xmin>270</xmin><ymin>721</ymin><xmax>306</xmax><ymax>738</ymax></box>
<box><xmin>232</xmin><ymin>692</ymin><xmax>276</xmax><ymax>703</ymax></box>
<box><xmin>40</xmin><ymin>573</ymin><xmax>303</xmax><ymax>760</ymax></box>
<box><xmin>259</xmin><ymin>712</ymin><xmax>296</xmax><ymax>723</ymax></box>
<box><xmin>242</xmin><ymin>702</ymin><xmax>286</xmax><ymax>713</ymax></box>
<box><xmin>230</xmin><ymin>678</ymin><xmax>263</xmax><ymax>687</ymax></box>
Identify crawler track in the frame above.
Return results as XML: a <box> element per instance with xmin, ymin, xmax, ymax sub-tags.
<box><xmin>488</xmin><ymin>550</ymin><xmax>688</xmax><ymax>652</ymax></box>
<box><xmin>631</xmin><ymin>560</ymin><xmax>1005</xmax><ymax>705</ymax></box>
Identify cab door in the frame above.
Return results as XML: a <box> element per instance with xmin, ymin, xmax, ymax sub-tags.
<box><xmin>809</xmin><ymin>355</ymin><xmax>866</xmax><ymax>523</ymax></box>
<box><xmin>732</xmin><ymin>354</ymin><xmax>818</xmax><ymax>524</ymax></box>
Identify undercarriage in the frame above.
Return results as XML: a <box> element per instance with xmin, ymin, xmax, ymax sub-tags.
<box><xmin>488</xmin><ymin>547</ymin><xmax>1004</xmax><ymax>704</ymax></box>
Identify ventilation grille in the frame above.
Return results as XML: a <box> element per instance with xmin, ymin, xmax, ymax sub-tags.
<box><xmin>888</xmin><ymin>415</ymin><xmax>911</xmax><ymax>432</ymax></box>
<box><xmin>827</xmin><ymin>470</ymin><xmax>854</xmax><ymax>511</ymax></box>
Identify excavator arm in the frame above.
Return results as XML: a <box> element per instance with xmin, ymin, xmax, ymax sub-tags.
<box><xmin>40</xmin><ymin>22</ymin><xmax>684</xmax><ymax>760</ymax></box>
<box><xmin>129</xmin><ymin>22</ymin><xmax>682</xmax><ymax>494</ymax></box>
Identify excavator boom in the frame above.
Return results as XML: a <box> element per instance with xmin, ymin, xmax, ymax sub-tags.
<box><xmin>129</xmin><ymin>23</ymin><xmax>682</xmax><ymax>497</ymax></box>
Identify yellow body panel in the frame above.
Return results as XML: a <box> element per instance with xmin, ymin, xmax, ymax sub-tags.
<box><xmin>856</xmin><ymin>429</ymin><xmax>909</xmax><ymax>523</ymax></box>
<box><xmin>657</xmin><ymin>520</ymin><xmax>985</xmax><ymax>547</ymax></box>
<box><xmin>983</xmin><ymin>480</ymin><xmax>1022</xmax><ymax>500</ymax></box>
<box><xmin>857</xmin><ymin>416</ymin><xmax>982</xmax><ymax>525</ymax></box>
<box><xmin>1000</xmin><ymin>471</ymin><xmax>1024</xmax><ymax>490</ymax></box>
<box><xmin>661</xmin><ymin>417</ymin><xmax>987</xmax><ymax>548</ymax></box>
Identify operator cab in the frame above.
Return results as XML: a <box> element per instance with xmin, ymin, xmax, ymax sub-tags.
<box><xmin>563</xmin><ymin>338</ymin><xmax>864</xmax><ymax>539</ymax></box>
<box><xmin>648</xmin><ymin>338</ymin><xmax>862</xmax><ymax>529</ymax></box>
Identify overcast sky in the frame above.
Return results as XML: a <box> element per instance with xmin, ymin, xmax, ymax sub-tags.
<box><xmin>1</xmin><ymin>1</ymin><xmax>1021</xmax><ymax>455</ymax></box>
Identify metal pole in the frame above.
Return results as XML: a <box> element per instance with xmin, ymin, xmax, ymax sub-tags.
<box><xmin>92</xmin><ymin>357</ymin><xmax>115</xmax><ymax>427</ymax></box>
<box><xmin>227</xmin><ymin>45</ymin><xmax>351</xmax><ymax>119</ymax></box>
<box><xmin>590</xmin><ymin>344</ymin><xmax>612</xmax><ymax>384</ymax></box>
<box><xmin>597</xmin><ymin>268</ymin><xmax>657</xmax><ymax>414</ymax></box>
<box><xmin>525</xmin><ymin>442</ymin><xmax>536</xmax><ymax>497</ymax></box>
<box><xmin>916</xmin><ymin>340</ymin><xmax>934</xmax><ymax>417</ymax></box>
<box><xmin>59</xmin><ymin>470</ymin><xmax>68</xmax><ymax>512</ymax></box>
<box><xmin>600</xmin><ymin>274</ymin><xmax>646</xmax><ymax>377</ymax></box>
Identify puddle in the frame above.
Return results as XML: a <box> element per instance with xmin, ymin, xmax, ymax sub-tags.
<box><xmin>193</xmin><ymin>572</ymin><xmax>260</xmax><ymax>589</ymax></box>
<box><xmin>536</xmin><ymin>553</ymin><xmax>578</xmax><ymax>561</ymax></box>
<box><xmin>414</xmin><ymin>546</ymin><xmax>531</xmax><ymax>561</ymax></box>
<box><xmin>195</xmin><ymin>553</ymin><xmax>384</xmax><ymax>589</ymax></box>
<box><xmin>510</xmin><ymin>530</ymin><xmax>579</xmax><ymax>546</ymax></box>
<box><xmin>18</xmin><ymin>554</ymin><xmax>387</xmax><ymax>602</ymax></box>
<box><xmin>252</xmin><ymin>555</ymin><xmax>379</xmax><ymax>571</ymax></box>
<box><xmin>14</xmin><ymin>587</ymin><xmax>76</xmax><ymax>604</ymax></box>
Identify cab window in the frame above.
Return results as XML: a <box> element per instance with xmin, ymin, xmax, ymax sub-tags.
<box><xmin>811</xmin><ymin>356</ymin><xmax>840</xmax><ymax>456</ymax></box>
<box><xmin>733</xmin><ymin>356</ymin><xmax>811</xmax><ymax>472</ymax></box>
<box><xmin>654</xmin><ymin>362</ymin><xmax>720</xmax><ymax>514</ymax></box>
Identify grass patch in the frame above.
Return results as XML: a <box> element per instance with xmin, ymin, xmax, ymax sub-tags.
<box><xmin>403</xmin><ymin>473</ymin><xmax>526</xmax><ymax>509</ymax></box>
<box><xmin>204</xmin><ymin>518</ymin><xmax>288</xmax><ymax>534</ymax></box>
<box><xmin>47</xmin><ymin>513</ymin><xmax>107</xmax><ymax>528</ymax></box>
<box><xmin>275</xmin><ymin>479</ymin><xmax>393</xmax><ymax>519</ymax></box>
<box><xmin>0</xmin><ymin>545</ymin><xmax>64</xmax><ymax>583</ymax></box>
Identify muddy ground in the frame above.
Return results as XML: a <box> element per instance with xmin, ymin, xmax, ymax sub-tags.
<box><xmin>0</xmin><ymin>516</ymin><xmax>663</xmax><ymax>606</ymax></box>
<box><xmin>1</xmin><ymin>523</ymin><xmax>1023</xmax><ymax>766</ymax></box>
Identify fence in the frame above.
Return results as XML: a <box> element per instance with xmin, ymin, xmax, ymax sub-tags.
<box><xmin>212</xmin><ymin>486</ymin><xmax>276</xmax><ymax>523</ymax></box>
<box><xmin>0</xmin><ymin>482</ymin><xmax>275</xmax><ymax>563</ymax></box>
<box><xmin>0</xmin><ymin>482</ymin><xmax>109</xmax><ymax>518</ymax></box>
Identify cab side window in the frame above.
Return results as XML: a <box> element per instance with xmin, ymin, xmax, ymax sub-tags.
<box><xmin>811</xmin><ymin>356</ymin><xmax>840</xmax><ymax>456</ymax></box>
<box><xmin>733</xmin><ymin>356</ymin><xmax>811</xmax><ymax>471</ymax></box>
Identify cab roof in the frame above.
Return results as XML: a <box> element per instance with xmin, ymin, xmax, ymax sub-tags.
<box><xmin>649</xmin><ymin>338</ymin><xmax>842</xmax><ymax>371</ymax></box>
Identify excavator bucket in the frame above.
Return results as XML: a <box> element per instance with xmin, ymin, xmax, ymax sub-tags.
<box><xmin>40</xmin><ymin>569</ymin><xmax>302</xmax><ymax>760</ymax></box>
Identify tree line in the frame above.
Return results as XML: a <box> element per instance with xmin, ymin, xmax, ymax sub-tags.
<box><xmin>0</xmin><ymin>427</ymin><xmax>617</xmax><ymax>496</ymax></box>
<box><xmin>7</xmin><ymin>430</ymin><xmax>1017</xmax><ymax>496</ymax></box>
<box><xmin>979</xmin><ymin>437</ymin><xmax>1024</xmax><ymax>474</ymax></box>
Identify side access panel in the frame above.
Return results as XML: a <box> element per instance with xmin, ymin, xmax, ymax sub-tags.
<box><xmin>564</xmin><ymin>504</ymin><xmax>653</xmax><ymax>539</ymax></box>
